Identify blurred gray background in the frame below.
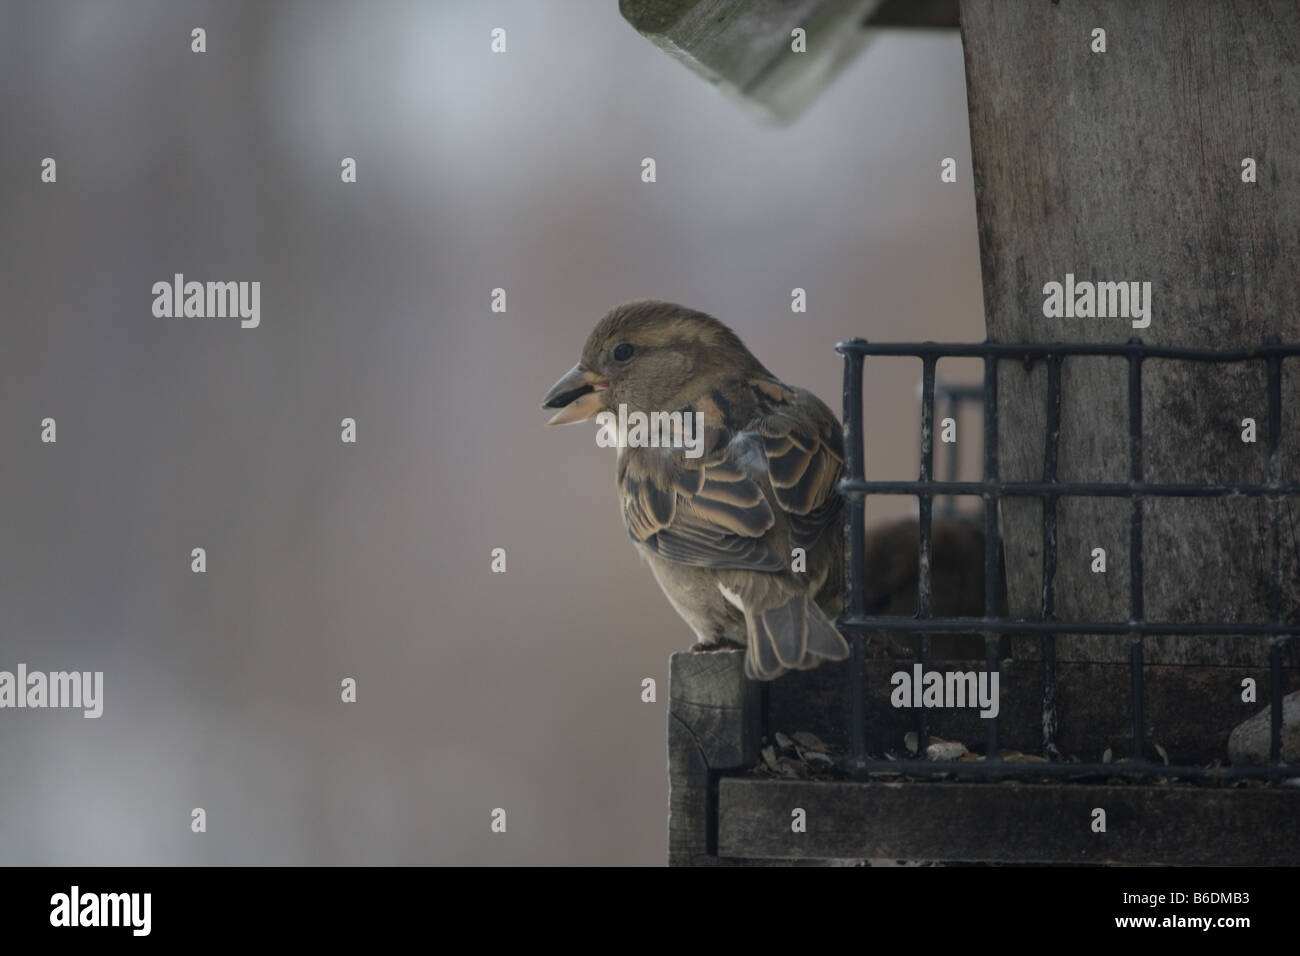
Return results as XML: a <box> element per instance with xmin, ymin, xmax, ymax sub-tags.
<box><xmin>0</xmin><ymin>0</ymin><xmax>982</xmax><ymax>864</ymax></box>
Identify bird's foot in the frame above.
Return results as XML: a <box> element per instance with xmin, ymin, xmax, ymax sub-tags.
<box><xmin>689</xmin><ymin>638</ymin><xmax>746</xmax><ymax>653</ymax></box>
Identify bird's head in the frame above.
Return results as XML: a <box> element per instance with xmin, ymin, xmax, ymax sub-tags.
<box><xmin>540</xmin><ymin>300</ymin><xmax>768</xmax><ymax>425</ymax></box>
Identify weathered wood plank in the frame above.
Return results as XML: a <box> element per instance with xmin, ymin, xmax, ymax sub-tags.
<box><xmin>718</xmin><ymin>778</ymin><xmax>1300</xmax><ymax>863</ymax></box>
<box><xmin>960</xmin><ymin>0</ymin><xmax>1300</xmax><ymax>665</ymax></box>
<box><xmin>667</xmin><ymin>649</ymin><xmax>761</xmax><ymax>865</ymax></box>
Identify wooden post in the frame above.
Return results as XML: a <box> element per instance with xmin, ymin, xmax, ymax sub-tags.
<box><xmin>960</xmin><ymin>0</ymin><xmax>1300</xmax><ymax>670</ymax></box>
<box><xmin>667</xmin><ymin>649</ymin><xmax>760</xmax><ymax>865</ymax></box>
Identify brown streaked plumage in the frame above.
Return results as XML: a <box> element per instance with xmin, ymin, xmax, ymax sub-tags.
<box><xmin>541</xmin><ymin>300</ymin><xmax>850</xmax><ymax>680</ymax></box>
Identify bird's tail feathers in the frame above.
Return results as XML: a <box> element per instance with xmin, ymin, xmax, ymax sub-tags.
<box><xmin>743</xmin><ymin>594</ymin><xmax>850</xmax><ymax>681</ymax></box>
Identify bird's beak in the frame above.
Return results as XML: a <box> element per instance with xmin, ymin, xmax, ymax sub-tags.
<box><xmin>541</xmin><ymin>363</ymin><xmax>610</xmax><ymax>425</ymax></box>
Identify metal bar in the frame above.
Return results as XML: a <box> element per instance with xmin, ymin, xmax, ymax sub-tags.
<box><xmin>917</xmin><ymin>358</ymin><xmax>937</xmax><ymax>751</ymax></box>
<box><xmin>837</xmin><ymin>340</ymin><xmax>1300</xmax><ymax>361</ymax></box>
<box><xmin>1129</xmin><ymin>348</ymin><xmax>1145</xmax><ymax>762</ymax></box>
<box><xmin>1270</xmin><ymin>638</ymin><xmax>1285</xmax><ymax>766</ymax></box>
<box><xmin>827</xmin><ymin>758</ymin><xmax>1300</xmax><ymax>782</ymax></box>
<box><xmin>1266</xmin><ymin>345</ymin><xmax>1285</xmax><ymax>765</ymax></box>
<box><xmin>839</xmin><ymin>478</ymin><xmax>1300</xmax><ymax>497</ymax></box>
<box><xmin>983</xmin><ymin>353</ymin><xmax>1001</xmax><ymax>762</ymax></box>
<box><xmin>838</xmin><ymin>616</ymin><xmax>1300</xmax><ymax>635</ymax></box>
<box><xmin>1042</xmin><ymin>356</ymin><xmax>1061</xmax><ymax>758</ymax></box>
<box><xmin>936</xmin><ymin>384</ymin><xmax>984</xmax><ymax>401</ymax></box>
<box><xmin>940</xmin><ymin>393</ymin><xmax>960</xmax><ymax>517</ymax></box>
<box><xmin>838</xmin><ymin>341</ymin><xmax>868</xmax><ymax>780</ymax></box>
<box><xmin>918</xmin><ymin>358</ymin><xmax>936</xmax><ymax>617</ymax></box>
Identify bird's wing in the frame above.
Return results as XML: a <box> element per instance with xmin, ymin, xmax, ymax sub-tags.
<box><xmin>620</xmin><ymin>383</ymin><xmax>843</xmax><ymax>573</ymax></box>
<box><xmin>753</xmin><ymin>385</ymin><xmax>844</xmax><ymax>552</ymax></box>
<box><xmin>621</xmin><ymin>431</ymin><xmax>786</xmax><ymax>572</ymax></box>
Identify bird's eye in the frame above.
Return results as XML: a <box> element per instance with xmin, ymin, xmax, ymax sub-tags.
<box><xmin>613</xmin><ymin>343</ymin><xmax>635</xmax><ymax>361</ymax></box>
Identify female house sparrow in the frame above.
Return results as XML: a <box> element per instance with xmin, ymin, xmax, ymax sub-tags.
<box><xmin>541</xmin><ymin>300</ymin><xmax>850</xmax><ymax>680</ymax></box>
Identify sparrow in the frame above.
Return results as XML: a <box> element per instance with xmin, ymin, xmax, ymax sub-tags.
<box><xmin>541</xmin><ymin>300</ymin><xmax>850</xmax><ymax>680</ymax></box>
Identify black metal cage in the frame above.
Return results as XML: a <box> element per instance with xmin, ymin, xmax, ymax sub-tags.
<box><xmin>835</xmin><ymin>338</ymin><xmax>1300</xmax><ymax>783</ymax></box>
